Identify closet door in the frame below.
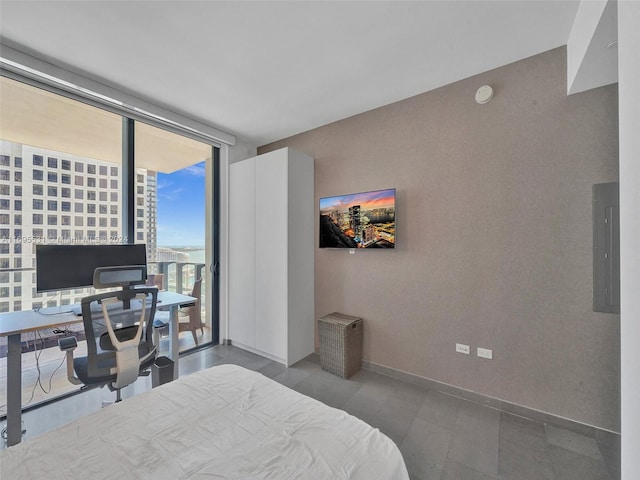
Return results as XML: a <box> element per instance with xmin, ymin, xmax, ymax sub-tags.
<box><xmin>228</xmin><ymin>158</ymin><xmax>256</xmax><ymax>347</ymax></box>
<box><xmin>286</xmin><ymin>151</ymin><xmax>315</xmax><ymax>365</ymax></box>
<box><xmin>254</xmin><ymin>151</ymin><xmax>288</xmax><ymax>361</ymax></box>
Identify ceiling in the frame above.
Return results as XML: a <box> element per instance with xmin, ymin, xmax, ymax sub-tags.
<box><xmin>1</xmin><ymin>76</ymin><xmax>213</xmax><ymax>172</ymax></box>
<box><xmin>0</xmin><ymin>1</ymin><xmax>581</xmax><ymax>147</ymax></box>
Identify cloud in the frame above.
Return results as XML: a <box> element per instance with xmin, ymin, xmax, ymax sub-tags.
<box><xmin>183</xmin><ymin>163</ymin><xmax>206</xmax><ymax>177</ymax></box>
<box><xmin>156</xmin><ymin>179</ymin><xmax>171</xmax><ymax>190</ymax></box>
<box><xmin>159</xmin><ymin>187</ymin><xmax>185</xmax><ymax>202</ymax></box>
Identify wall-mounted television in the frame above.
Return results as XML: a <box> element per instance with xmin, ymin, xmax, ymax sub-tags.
<box><xmin>319</xmin><ymin>188</ymin><xmax>396</xmax><ymax>248</ymax></box>
<box><xmin>36</xmin><ymin>244</ymin><xmax>147</xmax><ymax>292</ymax></box>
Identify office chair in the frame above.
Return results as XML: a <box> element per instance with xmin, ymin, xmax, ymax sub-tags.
<box><xmin>153</xmin><ymin>278</ymin><xmax>203</xmax><ymax>346</ymax></box>
<box><xmin>59</xmin><ymin>285</ymin><xmax>159</xmax><ymax>403</ymax></box>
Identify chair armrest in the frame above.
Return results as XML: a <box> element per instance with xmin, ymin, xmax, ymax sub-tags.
<box><xmin>58</xmin><ymin>336</ymin><xmax>78</xmax><ymax>351</ymax></box>
<box><xmin>58</xmin><ymin>336</ymin><xmax>82</xmax><ymax>385</ymax></box>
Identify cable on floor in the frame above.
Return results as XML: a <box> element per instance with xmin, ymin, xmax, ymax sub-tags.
<box><xmin>23</xmin><ymin>330</ymin><xmax>66</xmax><ymax>407</ymax></box>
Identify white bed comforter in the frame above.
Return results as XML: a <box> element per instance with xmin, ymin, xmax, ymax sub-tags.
<box><xmin>1</xmin><ymin>364</ymin><xmax>409</xmax><ymax>479</ymax></box>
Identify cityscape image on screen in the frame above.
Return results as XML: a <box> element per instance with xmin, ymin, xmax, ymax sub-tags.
<box><xmin>319</xmin><ymin>188</ymin><xmax>395</xmax><ymax>248</ymax></box>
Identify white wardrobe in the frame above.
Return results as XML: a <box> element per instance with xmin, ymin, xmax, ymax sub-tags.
<box><xmin>228</xmin><ymin>147</ymin><xmax>314</xmax><ymax>366</ymax></box>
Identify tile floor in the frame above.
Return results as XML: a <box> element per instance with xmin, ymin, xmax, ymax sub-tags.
<box><xmin>0</xmin><ymin>326</ymin><xmax>211</xmax><ymax>414</ymax></box>
<box><xmin>1</xmin><ymin>345</ymin><xmax>620</xmax><ymax>480</ymax></box>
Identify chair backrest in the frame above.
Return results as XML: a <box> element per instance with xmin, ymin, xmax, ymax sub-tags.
<box><xmin>146</xmin><ymin>273</ymin><xmax>164</xmax><ymax>291</ymax></box>
<box><xmin>188</xmin><ymin>278</ymin><xmax>202</xmax><ymax>323</ymax></box>
<box><xmin>81</xmin><ymin>287</ymin><xmax>158</xmax><ymax>389</ymax></box>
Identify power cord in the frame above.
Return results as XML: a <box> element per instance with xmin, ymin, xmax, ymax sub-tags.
<box><xmin>34</xmin><ymin>291</ymin><xmax>61</xmax><ymax>311</ymax></box>
<box><xmin>37</xmin><ymin>308</ymin><xmax>74</xmax><ymax>316</ymax></box>
<box><xmin>23</xmin><ymin>330</ymin><xmax>66</xmax><ymax>407</ymax></box>
<box><xmin>1</xmin><ymin>421</ymin><xmax>26</xmax><ymax>442</ymax></box>
<box><xmin>0</xmin><ymin>329</ymin><xmax>72</xmax><ymax>443</ymax></box>
<box><xmin>34</xmin><ymin>291</ymin><xmax>74</xmax><ymax>315</ymax></box>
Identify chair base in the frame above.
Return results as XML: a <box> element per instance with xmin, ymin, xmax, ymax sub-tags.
<box><xmin>101</xmin><ymin>387</ymin><xmax>123</xmax><ymax>407</ymax></box>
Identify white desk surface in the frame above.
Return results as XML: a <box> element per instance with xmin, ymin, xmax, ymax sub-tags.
<box><xmin>0</xmin><ymin>290</ymin><xmax>196</xmax><ymax>337</ymax></box>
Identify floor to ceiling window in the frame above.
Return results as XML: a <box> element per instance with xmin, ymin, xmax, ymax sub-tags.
<box><xmin>0</xmin><ymin>76</ymin><xmax>124</xmax><ymax>411</ymax></box>
<box><xmin>0</xmin><ymin>76</ymin><xmax>124</xmax><ymax>312</ymax></box>
<box><xmin>135</xmin><ymin>121</ymin><xmax>215</xmax><ymax>352</ymax></box>
<box><xmin>0</xmin><ymin>74</ymin><xmax>219</xmax><ymax>414</ymax></box>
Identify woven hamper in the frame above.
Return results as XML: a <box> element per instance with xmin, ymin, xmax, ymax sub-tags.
<box><xmin>318</xmin><ymin>312</ymin><xmax>363</xmax><ymax>379</ymax></box>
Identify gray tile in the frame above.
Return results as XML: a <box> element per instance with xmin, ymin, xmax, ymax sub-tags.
<box><xmin>349</xmin><ymin>370</ymin><xmax>401</xmax><ymax>397</ymax></box>
<box><xmin>303</xmin><ymin>353</ymin><xmax>320</xmax><ymax>364</ymax></box>
<box><xmin>288</xmin><ymin>357</ymin><xmax>323</xmax><ymax>374</ymax></box>
<box><xmin>498</xmin><ymin>413</ymin><xmax>553</xmax><ymax>480</ymax></box>
<box><xmin>400</xmin><ymin>417</ymin><xmax>451</xmax><ymax>480</ymax></box>
<box><xmin>178</xmin><ymin>350</ymin><xmax>218</xmax><ymax>374</ymax></box>
<box><xmin>500</xmin><ymin>412</ymin><xmax>547</xmax><ymax>440</ymax></box>
<box><xmin>342</xmin><ymin>386</ymin><xmax>388</xmax><ymax>425</ymax></box>
<box><xmin>366</xmin><ymin>394</ymin><xmax>425</xmax><ymax>446</ymax></box>
<box><xmin>224</xmin><ymin>350</ymin><xmax>272</xmax><ymax>371</ymax></box>
<box><xmin>441</xmin><ymin>459</ymin><xmax>498</xmax><ymax>480</ymax></box>
<box><xmin>349</xmin><ymin>368</ymin><xmax>407</xmax><ymax>392</ymax></box>
<box><xmin>9</xmin><ymin>342</ymin><xmax>613</xmax><ymax>480</ymax></box>
<box><xmin>594</xmin><ymin>430</ymin><xmax>621</xmax><ymax>480</ymax></box>
<box><xmin>548</xmin><ymin>444</ymin><xmax>611</xmax><ymax>480</ymax></box>
<box><xmin>291</xmin><ymin>370</ymin><xmax>362</xmax><ymax>409</ymax></box>
<box><xmin>389</xmin><ymin>379</ymin><xmax>428</xmax><ymax>405</ymax></box>
<box><xmin>417</xmin><ymin>390</ymin><xmax>464</xmax><ymax>429</ymax></box>
<box><xmin>502</xmin><ymin>402</ymin><xmax>595</xmax><ymax>438</ymax></box>
<box><xmin>545</xmin><ymin>424</ymin><xmax>602</xmax><ymax>460</ymax></box>
<box><xmin>271</xmin><ymin>365</ymin><xmax>313</xmax><ymax>388</ymax></box>
<box><xmin>256</xmin><ymin>361</ymin><xmax>287</xmax><ymax>379</ymax></box>
<box><xmin>448</xmin><ymin>402</ymin><xmax>500</xmax><ymax>477</ymax></box>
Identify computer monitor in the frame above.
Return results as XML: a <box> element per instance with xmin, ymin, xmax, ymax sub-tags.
<box><xmin>35</xmin><ymin>244</ymin><xmax>147</xmax><ymax>293</ymax></box>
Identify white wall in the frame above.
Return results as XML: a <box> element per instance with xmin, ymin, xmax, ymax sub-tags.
<box><xmin>567</xmin><ymin>0</ymin><xmax>617</xmax><ymax>94</ymax></box>
<box><xmin>618</xmin><ymin>1</ymin><xmax>640</xmax><ymax>477</ymax></box>
<box><xmin>260</xmin><ymin>47</ymin><xmax>620</xmax><ymax>430</ymax></box>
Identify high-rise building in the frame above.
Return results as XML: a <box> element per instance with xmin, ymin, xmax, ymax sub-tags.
<box><xmin>349</xmin><ymin>204</ymin><xmax>361</xmax><ymax>236</ymax></box>
<box><xmin>363</xmin><ymin>224</ymin><xmax>376</xmax><ymax>244</ymax></box>
<box><xmin>0</xmin><ymin>141</ymin><xmax>157</xmax><ymax>313</ymax></box>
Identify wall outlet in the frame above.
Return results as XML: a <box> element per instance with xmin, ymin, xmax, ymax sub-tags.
<box><xmin>456</xmin><ymin>343</ymin><xmax>470</xmax><ymax>354</ymax></box>
<box><xmin>477</xmin><ymin>347</ymin><xmax>493</xmax><ymax>359</ymax></box>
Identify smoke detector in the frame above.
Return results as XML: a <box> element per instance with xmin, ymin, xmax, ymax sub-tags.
<box><xmin>475</xmin><ymin>85</ymin><xmax>494</xmax><ymax>104</ymax></box>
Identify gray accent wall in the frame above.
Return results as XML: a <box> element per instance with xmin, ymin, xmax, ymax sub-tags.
<box><xmin>259</xmin><ymin>47</ymin><xmax>620</xmax><ymax>432</ymax></box>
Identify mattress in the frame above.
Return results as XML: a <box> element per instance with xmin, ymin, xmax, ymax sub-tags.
<box><xmin>1</xmin><ymin>364</ymin><xmax>409</xmax><ymax>479</ymax></box>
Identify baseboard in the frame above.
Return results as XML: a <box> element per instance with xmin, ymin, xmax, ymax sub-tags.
<box><xmin>230</xmin><ymin>340</ymin><xmax>286</xmax><ymax>365</ymax></box>
<box><xmin>361</xmin><ymin>359</ymin><xmax>620</xmax><ymax>438</ymax></box>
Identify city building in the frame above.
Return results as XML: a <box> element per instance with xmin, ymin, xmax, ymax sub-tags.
<box><xmin>348</xmin><ymin>205</ymin><xmax>360</xmax><ymax>237</ymax></box>
<box><xmin>0</xmin><ymin>141</ymin><xmax>157</xmax><ymax>312</ymax></box>
<box><xmin>363</xmin><ymin>224</ymin><xmax>375</xmax><ymax>244</ymax></box>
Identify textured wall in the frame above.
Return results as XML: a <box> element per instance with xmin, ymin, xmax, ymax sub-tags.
<box><xmin>259</xmin><ymin>47</ymin><xmax>619</xmax><ymax>431</ymax></box>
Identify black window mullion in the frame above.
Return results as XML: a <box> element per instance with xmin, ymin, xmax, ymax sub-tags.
<box><xmin>212</xmin><ymin>146</ymin><xmax>220</xmax><ymax>345</ymax></box>
<box><xmin>122</xmin><ymin>118</ymin><xmax>135</xmax><ymax>244</ymax></box>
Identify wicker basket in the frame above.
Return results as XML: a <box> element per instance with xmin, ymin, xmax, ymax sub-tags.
<box><xmin>318</xmin><ymin>312</ymin><xmax>363</xmax><ymax>379</ymax></box>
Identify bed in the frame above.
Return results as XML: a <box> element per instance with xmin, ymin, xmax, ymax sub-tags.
<box><xmin>0</xmin><ymin>364</ymin><xmax>410</xmax><ymax>479</ymax></box>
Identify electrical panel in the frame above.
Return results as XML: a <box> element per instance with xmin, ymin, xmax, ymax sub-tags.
<box><xmin>593</xmin><ymin>182</ymin><xmax>620</xmax><ymax>314</ymax></box>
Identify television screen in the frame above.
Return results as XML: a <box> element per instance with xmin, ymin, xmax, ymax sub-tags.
<box><xmin>36</xmin><ymin>244</ymin><xmax>147</xmax><ymax>292</ymax></box>
<box><xmin>319</xmin><ymin>188</ymin><xmax>396</xmax><ymax>248</ymax></box>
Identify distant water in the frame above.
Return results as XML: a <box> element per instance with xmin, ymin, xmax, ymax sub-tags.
<box><xmin>166</xmin><ymin>247</ymin><xmax>206</xmax><ymax>264</ymax></box>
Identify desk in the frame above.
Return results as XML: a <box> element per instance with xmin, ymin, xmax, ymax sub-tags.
<box><xmin>0</xmin><ymin>290</ymin><xmax>195</xmax><ymax>447</ymax></box>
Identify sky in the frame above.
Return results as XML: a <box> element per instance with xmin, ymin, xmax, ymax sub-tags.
<box><xmin>156</xmin><ymin>161</ymin><xmax>205</xmax><ymax>248</ymax></box>
<box><xmin>319</xmin><ymin>188</ymin><xmax>396</xmax><ymax>213</ymax></box>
